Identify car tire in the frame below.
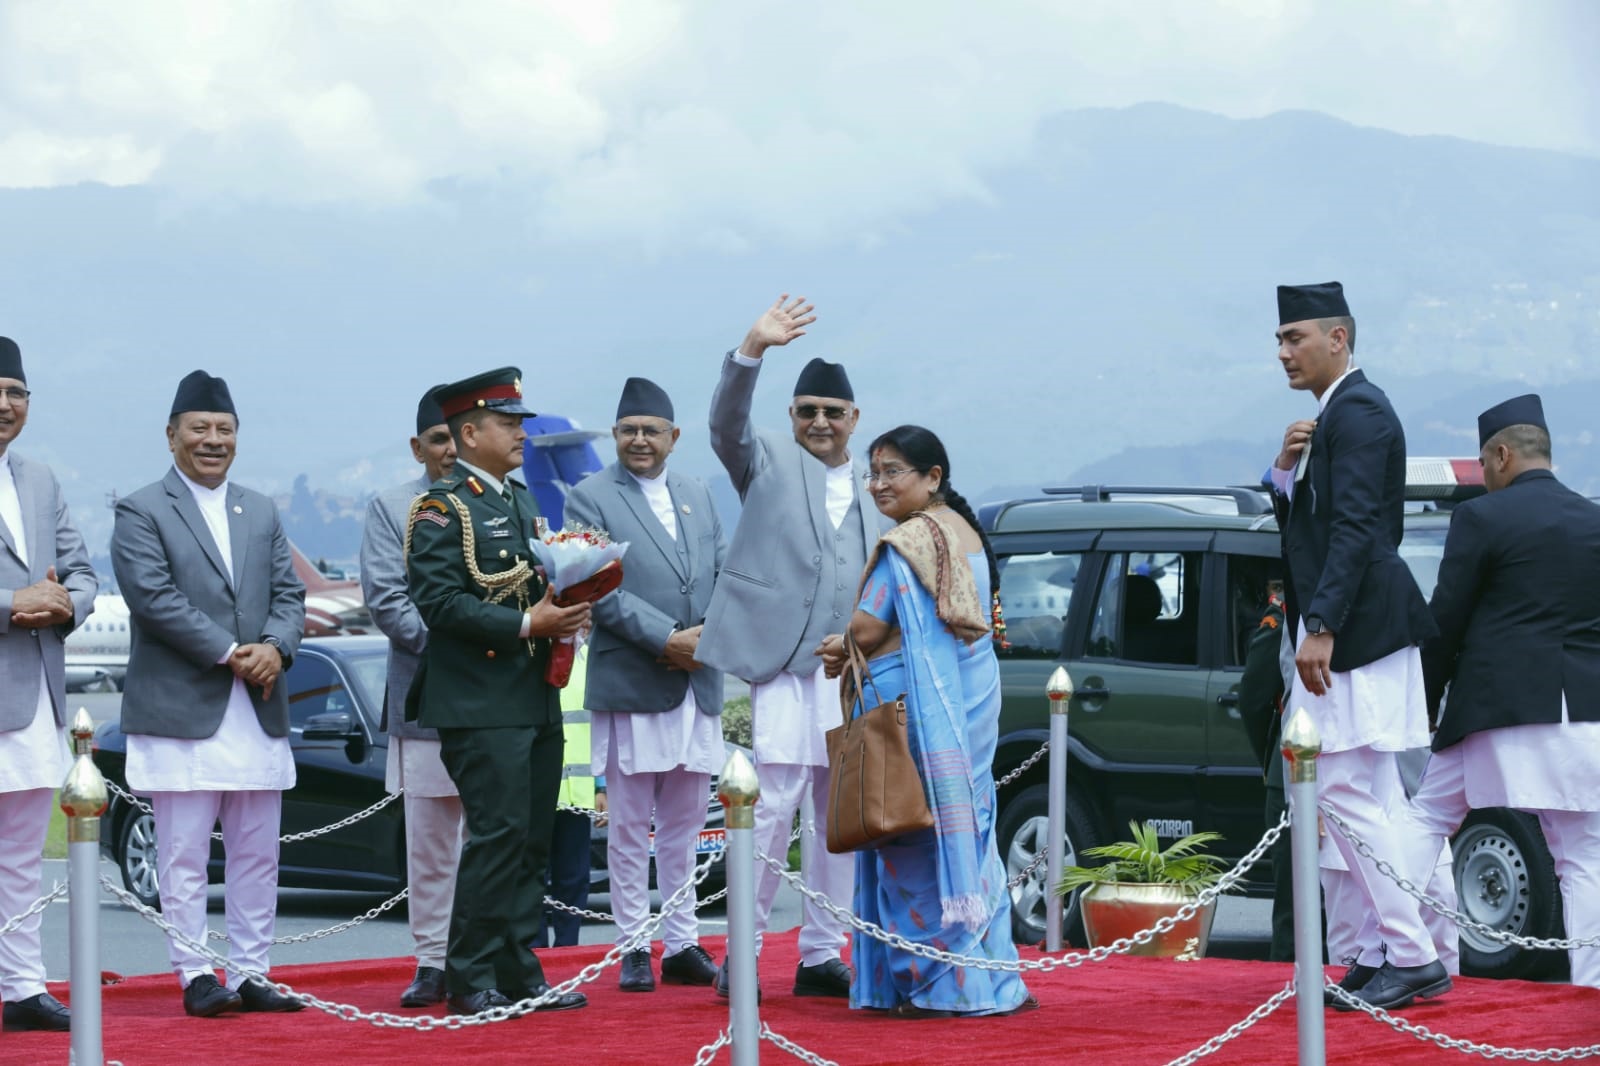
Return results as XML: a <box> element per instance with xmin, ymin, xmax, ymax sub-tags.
<box><xmin>996</xmin><ymin>783</ymin><xmax>1096</xmax><ymax>948</ymax></box>
<box><xmin>118</xmin><ymin>808</ymin><xmax>162</xmax><ymax>912</ymax></box>
<box><xmin>1453</xmin><ymin>808</ymin><xmax>1564</xmax><ymax>980</ymax></box>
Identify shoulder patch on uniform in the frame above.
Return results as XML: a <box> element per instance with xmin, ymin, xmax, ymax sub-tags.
<box><xmin>417</xmin><ymin>499</ymin><xmax>448</xmax><ymax>514</ymax></box>
<box><xmin>413</xmin><ymin>510</ymin><xmax>450</xmax><ymax>528</ymax></box>
<box><xmin>1260</xmin><ymin>614</ymin><xmax>1280</xmax><ymax>630</ymax></box>
<box><xmin>406</xmin><ymin>495</ymin><xmax>454</xmax><ymax>530</ymax></box>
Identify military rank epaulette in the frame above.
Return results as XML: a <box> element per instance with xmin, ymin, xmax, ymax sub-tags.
<box><xmin>410</xmin><ymin>497</ymin><xmax>451</xmax><ymax>529</ymax></box>
<box><xmin>464</xmin><ymin>476</ymin><xmax>486</xmax><ymax>497</ymax></box>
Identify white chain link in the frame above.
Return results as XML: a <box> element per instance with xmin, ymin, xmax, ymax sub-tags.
<box><xmin>0</xmin><ymin>881</ymin><xmax>66</xmax><ymax>938</ymax></box>
<box><xmin>105</xmin><ymin>778</ymin><xmax>401</xmax><ymax>844</ymax></box>
<box><xmin>1007</xmin><ymin>842</ymin><xmax>1048</xmax><ymax>890</ymax></box>
<box><xmin>761</xmin><ymin>1022</ymin><xmax>841</xmax><ymax>1066</ymax></box>
<box><xmin>202</xmin><ymin>888</ymin><xmax>411</xmax><ymax>944</ymax></box>
<box><xmin>1319</xmin><ymin>805</ymin><xmax>1600</xmax><ymax>950</ymax></box>
<box><xmin>1160</xmin><ymin>980</ymin><xmax>1296</xmax><ymax>1066</ymax></box>
<box><xmin>995</xmin><ymin>741</ymin><xmax>1048</xmax><ymax>790</ymax></box>
<box><xmin>691</xmin><ymin>1028</ymin><xmax>732</xmax><ymax>1065</ymax></box>
<box><xmin>1325</xmin><ymin>982</ymin><xmax>1600</xmax><ymax>1060</ymax></box>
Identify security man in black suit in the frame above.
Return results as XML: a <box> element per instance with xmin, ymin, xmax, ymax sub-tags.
<box><xmin>405</xmin><ymin>367</ymin><xmax>592</xmax><ymax>1015</ymax></box>
<box><xmin>1268</xmin><ymin>281</ymin><xmax>1446</xmax><ymax>1011</ymax></box>
<box><xmin>1395</xmin><ymin>394</ymin><xmax>1600</xmax><ymax>989</ymax></box>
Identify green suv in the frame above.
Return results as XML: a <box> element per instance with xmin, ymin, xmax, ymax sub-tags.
<box><xmin>986</xmin><ymin>484</ymin><xmax>1565</xmax><ymax>980</ymax></box>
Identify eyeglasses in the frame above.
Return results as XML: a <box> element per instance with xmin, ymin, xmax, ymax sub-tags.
<box><xmin>0</xmin><ymin>387</ymin><xmax>30</xmax><ymax>405</ymax></box>
<box><xmin>794</xmin><ymin>404</ymin><xmax>850</xmax><ymax>422</ymax></box>
<box><xmin>615</xmin><ymin>423</ymin><xmax>672</xmax><ymax>440</ymax></box>
<box><xmin>863</xmin><ymin>466</ymin><xmax>920</xmax><ymax>485</ymax></box>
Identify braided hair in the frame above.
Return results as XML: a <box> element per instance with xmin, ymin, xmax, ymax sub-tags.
<box><xmin>867</xmin><ymin>425</ymin><xmax>1000</xmax><ymax>596</ymax></box>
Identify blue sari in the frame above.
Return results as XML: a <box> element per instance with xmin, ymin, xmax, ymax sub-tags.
<box><xmin>849</xmin><ymin>545</ymin><xmax>1030</xmax><ymax>1015</ymax></box>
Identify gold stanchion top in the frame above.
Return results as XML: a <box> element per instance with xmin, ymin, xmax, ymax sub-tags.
<box><xmin>61</xmin><ymin>708</ymin><xmax>108</xmax><ymax>827</ymax></box>
<box><xmin>1281</xmin><ymin>707</ymin><xmax>1322</xmax><ymax>763</ymax></box>
<box><xmin>70</xmin><ymin>707</ymin><xmax>95</xmax><ymax>756</ymax></box>
<box><xmin>718</xmin><ymin>748</ymin><xmax>761</xmax><ymax>811</ymax></box>
<box><xmin>1045</xmin><ymin>666</ymin><xmax>1074</xmax><ymax>711</ymax></box>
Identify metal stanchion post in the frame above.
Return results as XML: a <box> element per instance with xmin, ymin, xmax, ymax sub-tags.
<box><xmin>718</xmin><ymin>748</ymin><xmax>761</xmax><ymax>1066</ymax></box>
<box><xmin>61</xmin><ymin>707</ymin><xmax>109</xmax><ymax>1066</ymax></box>
<box><xmin>1282</xmin><ymin>707</ymin><xmax>1325</xmax><ymax>1066</ymax></box>
<box><xmin>1043</xmin><ymin>666</ymin><xmax>1074</xmax><ymax>953</ymax></box>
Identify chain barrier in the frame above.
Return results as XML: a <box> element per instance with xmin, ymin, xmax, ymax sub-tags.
<box><xmin>200</xmin><ymin>888</ymin><xmax>411</xmax><ymax>944</ymax></box>
<box><xmin>751</xmin><ymin>809</ymin><xmax>1288</xmax><ymax>975</ymax></box>
<box><xmin>691</xmin><ymin>1028</ymin><xmax>732</xmax><ymax>1065</ymax></box>
<box><xmin>1007</xmin><ymin>842</ymin><xmax>1048</xmax><ymax>890</ymax></box>
<box><xmin>1319</xmin><ymin>806</ymin><xmax>1600</xmax><ymax>951</ymax></box>
<box><xmin>105</xmin><ymin>779</ymin><xmax>401</xmax><ymax>844</ymax></box>
<box><xmin>1161</xmin><ymin>980</ymin><xmax>1296</xmax><ymax>1066</ymax></box>
<box><xmin>1324</xmin><ymin>982</ymin><xmax>1600</xmax><ymax>1061</ymax></box>
<box><xmin>0</xmin><ymin>881</ymin><xmax>66</xmax><ymax>938</ymax></box>
<box><xmin>761</xmin><ymin>1022</ymin><xmax>842</xmax><ymax>1066</ymax></box>
<box><xmin>996</xmin><ymin>741</ymin><xmax>1048</xmax><ymax>790</ymax></box>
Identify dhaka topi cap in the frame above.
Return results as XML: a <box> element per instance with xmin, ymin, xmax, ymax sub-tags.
<box><xmin>1478</xmin><ymin>393</ymin><xmax>1547</xmax><ymax>449</ymax></box>
<box><xmin>0</xmin><ymin>337</ymin><xmax>23</xmax><ymax>383</ymax></box>
<box><xmin>615</xmin><ymin>376</ymin><xmax>674</xmax><ymax>423</ymax></box>
<box><xmin>415</xmin><ymin>383</ymin><xmax>448</xmax><ymax>435</ymax></box>
<box><xmin>1277</xmin><ymin>281</ymin><xmax>1350</xmax><ymax>325</ymax></box>
<box><xmin>436</xmin><ymin>366</ymin><xmax>535</xmax><ymax>420</ymax></box>
<box><xmin>793</xmin><ymin>357</ymin><xmax>853</xmax><ymax>402</ymax></box>
<box><xmin>170</xmin><ymin>370</ymin><xmax>237</xmax><ymax>418</ymax></box>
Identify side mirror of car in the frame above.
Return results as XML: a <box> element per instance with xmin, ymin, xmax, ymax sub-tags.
<box><xmin>302</xmin><ymin>711</ymin><xmax>358</xmax><ymax>740</ymax></box>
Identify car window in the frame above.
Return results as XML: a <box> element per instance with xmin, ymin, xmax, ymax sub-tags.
<box><xmin>342</xmin><ymin>653</ymin><xmax>388</xmax><ymax>729</ymax></box>
<box><xmin>285</xmin><ymin>654</ymin><xmax>355</xmax><ymax>737</ymax></box>
<box><xmin>1223</xmin><ymin>554</ymin><xmax>1286</xmax><ymax>667</ymax></box>
<box><xmin>1086</xmin><ymin>551</ymin><xmax>1201</xmax><ymax>666</ymax></box>
<box><xmin>1400</xmin><ymin>526</ymin><xmax>1449</xmax><ymax>600</ymax></box>
<box><xmin>996</xmin><ymin>551</ymin><xmax>1082</xmax><ymax>659</ymax></box>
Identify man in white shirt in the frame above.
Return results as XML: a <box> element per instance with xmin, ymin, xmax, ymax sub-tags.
<box><xmin>112</xmin><ymin>370</ymin><xmax>306</xmax><ymax>1017</ymax></box>
<box><xmin>0</xmin><ymin>336</ymin><xmax>97</xmax><ymax>1032</ymax></box>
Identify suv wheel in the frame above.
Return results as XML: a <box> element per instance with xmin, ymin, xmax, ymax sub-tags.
<box><xmin>118</xmin><ymin>809</ymin><xmax>162</xmax><ymax>911</ymax></box>
<box><xmin>1453</xmin><ymin>809</ymin><xmax>1563</xmax><ymax>980</ymax></box>
<box><xmin>996</xmin><ymin>783</ymin><xmax>1095</xmax><ymax>947</ymax></box>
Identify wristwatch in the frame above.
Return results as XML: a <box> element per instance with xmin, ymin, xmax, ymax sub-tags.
<box><xmin>1303</xmin><ymin>617</ymin><xmax>1330</xmax><ymax>637</ymax></box>
<box><xmin>261</xmin><ymin>635</ymin><xmax>291</xmax><ymax>668</ymax></box>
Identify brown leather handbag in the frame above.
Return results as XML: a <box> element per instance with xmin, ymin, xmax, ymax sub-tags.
<box><xmin>824</xmin><ymin>634</ymin><xmax>934</xmax><ymax>853</ymax></box>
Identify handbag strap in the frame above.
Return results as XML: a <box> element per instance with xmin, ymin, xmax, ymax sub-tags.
<box><xmin>839</xmin><ymin>630</ymin><xmax>889</xmax><ymax>726</ymax></box>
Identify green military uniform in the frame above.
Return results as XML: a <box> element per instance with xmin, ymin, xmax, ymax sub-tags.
<box><xmin>1237</xmin><ymin>593</ymin><xmax>1295</xmax><ymax>961</ymax></box>
<box><xmin>405</xmin><ymin>378</ymin><xmax>565</xmax><ymax>1002</ymax></box>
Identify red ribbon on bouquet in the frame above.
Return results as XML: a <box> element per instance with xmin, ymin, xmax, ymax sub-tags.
<box><xmin>544</xmin><ymin>560</ymin><xmax>624</xmax><ymax>687</ymax></box>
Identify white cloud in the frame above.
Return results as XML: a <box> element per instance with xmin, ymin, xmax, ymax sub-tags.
<box><xmin>0</xmin><ymin>0</ymin><xmax>1592</xmax><ymax>243</ymax></box>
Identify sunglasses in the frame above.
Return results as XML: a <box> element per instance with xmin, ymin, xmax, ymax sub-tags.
<box><xmin>794</xmin><ymin>404</ymin><xmax>850</xmax><ymax>421</ymax></box>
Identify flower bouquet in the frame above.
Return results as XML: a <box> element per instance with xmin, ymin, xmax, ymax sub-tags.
<box><xmin>529</xmin><ymin>525</ymin><xmax>629</xmax><ymax>686</ymax></box>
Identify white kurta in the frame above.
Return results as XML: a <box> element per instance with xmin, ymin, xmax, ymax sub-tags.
<box><xmin>592</xmin><ymin>687</ymin><xmax>724</xmax><ymax>776</ymax></box>
<box><xmin>0</xmin><ymin>453</ymin><xmax>69</xmax><ymax>789</ymax></box>
<box><xmin>1286</xmin><ymin>632</ymin><xmax>1430</xmax><ymax>754</ymax></box>
<box><xmin>124</xmin><ymin>472</ymin><xmax>293</xmax><ymax>792</ymax></box>
<box><xmin>1452</xmin><ymin>696</ymin><xmax>1600</xmax><ymax>811</ymax></box>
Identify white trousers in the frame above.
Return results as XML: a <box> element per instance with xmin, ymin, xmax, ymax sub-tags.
<box><xmin>604</xmin><ymin>741</ymin><xmax>710</xmax><ymax>955</ymax></box>
<box><xmin>1317</xmin><ymin>746</ymin><xmax>1438</xmax><ymax>968</ymax></box>
<box><xmin>750</xmin><ymin>762</ymin><xmax>853</xmax><ymax>965</ymax></box>
<box><xmin>0</xmin><ymin>787</ymin><xmax>53</xmax><ymax>1000</ymax></box>
<box><xmin>403</xmin><ymin>790</ymin><xmax>464</xmax><ymax>969</ymax></box>
<box><xmin>152</xmin><ymin>789</ymin><xmax>282</xmax><ymax>989</ymax></box>
<box><xmin>1399</xmin><ymin>745</ymin><xmax>1600</xmax><ymax>988</ymax></box>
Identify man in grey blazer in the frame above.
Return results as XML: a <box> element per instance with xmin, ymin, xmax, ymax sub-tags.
<box><xmin>359</xmin><ymin>385</ymin><xmax>463</xmax><ymax>1009</ymax></box>
<box><xmin>698</xmin><ymin>295</ymin><xmax>886</xmax><ymax>998</ymax></box>
<box><xmin>565</xmin><ymin>377</ymin><xmax>727</xmax><ymax>993</ymax></box>
<box><xmin>112</xmin><ymin>370</ymin><xmax>306</xmax><ymax>1018</ymax></box>
<box><xmin>0</xmin><ymin>336</ymin><xmax>96</xmax><ymax>1032</ymax></box>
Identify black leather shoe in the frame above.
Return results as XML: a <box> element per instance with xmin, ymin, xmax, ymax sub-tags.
<box><xmin>2</xmin><ymin>992</ymin><xmax>71</xmax><ymax>1031</ymax></box>
<box><xmin>619</xmin><ymin>949</ymin><xmax>655</xmax><ymax>992</ymax></box>
<box><xmin>449</xmin><ymin>988</ymin><xmax>515</xmax><ymax>1015</ymax></box>
<box><xmin>661</xmin><ymin>944</ymin><xmax>718</xmax><ymax>986</ymax></box>
<box><xmin>516</xmin><ymin>983</ymin><xmax>588</xmax><ymax>1012</ymax></box>
<box><xmin>400</xmin><ymin>966</ymin><xmax>447</xmax><ymax>1008</ymax></box>
<box><xmin>1336</xmin><ymin>960</ymin><xmax>1452</xmax><ymax>1012</ymax></box>
<box><xmin>793</xmin><ymin>957</ymin><xmax>852</xmax><ymax>998</ymax></box>
<box><xmin>182</xmin><ymin>974</ymin><xmax>243</xmax><ymax>1018</ymax></box>
<box><xmin>1322</xmin><ymin>962</ymin><xmax>1380</xmax><ymax>1007</ymax></box>
<box><xmin>714</xmin><ymin>958</ymin><xmax>762</xmax><ymax>1002</ymax></box>
<box><xmin>238</xmin><ymin>979</ymin><xmax>304</xmax><ymax>1013</ymax></box>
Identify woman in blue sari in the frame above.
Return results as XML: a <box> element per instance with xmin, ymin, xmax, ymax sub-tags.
<box><xmin>819</xmin><ymin>425</ymin><xmax>1034</xmax><ymax>1019</ymax></box>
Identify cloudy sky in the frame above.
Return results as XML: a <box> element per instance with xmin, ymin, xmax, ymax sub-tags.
<box><xmin>3</xmin><ymin>0</ymin><xmax>1595</xmax><ymax>251</ymax></box>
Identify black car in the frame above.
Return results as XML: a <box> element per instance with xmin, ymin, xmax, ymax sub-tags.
<box><xmin>95</xmin><ymin>635</ymin><xmax>730</xmax><ymax>908</ymax></box>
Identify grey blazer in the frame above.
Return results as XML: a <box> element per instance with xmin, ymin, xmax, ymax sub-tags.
<box><xmin>565</xmin><ymin>461</ymin><xmax>726</xmax><ymax>715</ymax></box>
<box><xmin>697</xmin><ymin>354</ymin><xmax>885</xmax><ymax>683</ymax></box>
<box><xmin>113</xmin><ymin>467</ymin><xmax>306</xmax><ymax>739</ymax></box>
<box><xmin>359</xmin><ymin>475</ymin><xmax>435</xmax><ymax>739</ymax></box>
<box><xmin>0</xmin><ymin>452</ymin><xmax>98</xmax><ymax>731</ymax></box>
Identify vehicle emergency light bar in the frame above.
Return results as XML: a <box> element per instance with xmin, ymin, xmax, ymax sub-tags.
<box><xmin>1404</xmin><ymin>457</ymin><xmax>1485</xmax><ymax>502</ymax></box>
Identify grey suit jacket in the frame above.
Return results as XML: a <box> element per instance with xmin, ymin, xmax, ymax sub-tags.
<box><xmin>565</xmin><ymin>461</ymin><xmax>726</xmax><ymax>715</ymax></box>
<box><xmin>698</xmin><ymin>354</ymin><xmax>885</xmax><ymax>683</ymax></box>
<box><xmin>359</xmin><ymin>475</ymin><xmax>436</xmax><ymax>739</ymax></box>
<box><xmin>113</xmin><ymin>467</ymin><xmax>306</xmax><ymax>739</ymax></box>
<box><xmin>0</xmin><ymin>452</ymin><xmax>98</xmax><ymax>731</ymax></box>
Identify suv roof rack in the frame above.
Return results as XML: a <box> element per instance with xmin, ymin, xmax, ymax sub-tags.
<box><xmin>1039</xmin><ymin>485</ymin><xmax>1273</xmax><ymax>516</ymax></box>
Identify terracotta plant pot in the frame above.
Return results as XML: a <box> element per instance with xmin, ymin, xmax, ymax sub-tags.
<box><xmin>1079</xmin><ymin>882</ymin><xmax>1217</xmax><ymax>957</ymax></box>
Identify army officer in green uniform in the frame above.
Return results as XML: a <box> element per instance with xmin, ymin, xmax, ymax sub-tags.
<box><xmin>405</xmin><ymin>367</ymin><xmax>592</xmax><ymax>1015</ymax></box>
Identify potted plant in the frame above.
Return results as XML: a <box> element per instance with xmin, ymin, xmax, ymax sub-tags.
<box><xmin>1057</xmin><ymin>821</ymin><xmax>1227</xmax><ymax>958</ymax></box>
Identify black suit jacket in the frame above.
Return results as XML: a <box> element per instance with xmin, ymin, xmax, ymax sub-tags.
<box><xmin>1423</xmin><ymin>468</ymin><xmax>1600</xmax><ymax>751</ymax></box>
<box><xmin>1273</xmin><ymin>369</ymin><xmax>1436</xmax><ymax>672</ymax></box>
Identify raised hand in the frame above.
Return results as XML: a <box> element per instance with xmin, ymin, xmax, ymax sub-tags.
<box><xmin>740</xmin><ymin>294</ymin><xmax>817</xmax><ymax>358</ymax></box>
<box><xmin>1276</xmin><ymin>419</ymin><xmax>1317</xmax><ymax>472</ymax></box>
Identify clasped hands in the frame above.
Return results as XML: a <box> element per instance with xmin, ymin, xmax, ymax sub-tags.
<box><xmin>815</xmin><ymin>633</ymin><xmax>847</xmax><ymax>680</ymax></box>
<box><xmin>230</xmin><ymin>643</ymin><xmax>282</xmax><ymax>700</ymax></box>
<box><xmin>9</xmin><ymin>566</ymin><xmax>73</xmax><ymax>627</ymax></box>
<box><xmin>658</xmin><ymin>625</ymin><xmax>703</xmax><ymax>672</ymax></box>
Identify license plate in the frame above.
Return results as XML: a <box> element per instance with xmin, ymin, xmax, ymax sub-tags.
<box><xmin>646</xmin><ymin>828</ymin><xmax>726</xmax><ymax>857</ymax></box>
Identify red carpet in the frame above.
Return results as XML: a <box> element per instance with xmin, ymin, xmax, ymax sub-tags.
<box><xmin>7</xmin><ymin>934</ymin><xmax>1599</xmax><ymax>1065</ymax></box>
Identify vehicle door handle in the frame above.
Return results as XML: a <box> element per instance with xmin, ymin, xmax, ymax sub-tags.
<box><xmin>1216</xmin><ymin>693</ymin><xmax>1240</xmax><ymax>706</ymax></box>
<box><xmin>1074</xmin><ymin>687</ymin><xmax>1111</xmax><ymax>700</ymax></box>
